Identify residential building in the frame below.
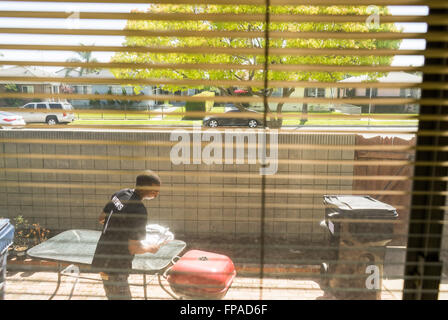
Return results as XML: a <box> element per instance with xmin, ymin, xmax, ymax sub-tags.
<box><xmin>0</xmin><ymin>66</ymin><xmax>60</xmax><ymax>107</ymax></box>
<box><xmin>55</xmin><ymin>68</ymin><xmax>157</xmax><ymax>109</ymax></box>
<box><xmin>338</xmin><ymin>72</ymin><xmax>422</xmax><ymax>113</ymax></box>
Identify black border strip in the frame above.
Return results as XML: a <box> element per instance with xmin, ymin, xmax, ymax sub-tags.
<box><xmin>403</xmin><ymin>6</ymin><xmax>448</xmax><ymax>300</ymax></box>
<box><xmin>258</xmin><ymin>0</ymin><xmax>271</xmax><ymax>300</ymax></box>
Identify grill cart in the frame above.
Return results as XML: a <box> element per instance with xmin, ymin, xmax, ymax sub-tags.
<box><xmin>320</xmin><ymin>195</ymin><xmax>398</xmax><ymax>299</ymax></box>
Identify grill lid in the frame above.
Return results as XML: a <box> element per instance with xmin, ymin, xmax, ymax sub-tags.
<box><xmin>323</xmin><ymin>195</ymin><xmax>398</xmax><ymax>220</ymax></box>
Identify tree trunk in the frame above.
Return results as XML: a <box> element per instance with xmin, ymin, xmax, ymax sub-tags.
<box><xmin>267</xmin><ymin>88</ymin><xmax>294</xmax><ymax>128</ymax></box>
<box><xmin>300</xmin><ymin>88</ymin><xmax>309</xmax><ymax>125</ymax></box>
<box><xmin>300</xmin><ymin>103</ymin><xmax>308</xmax><ymax>125</ymax></box>
<box><xmin>268</xmin><ymin>102</ymin><xmax>284</xmax><ymax>128</ymax></box>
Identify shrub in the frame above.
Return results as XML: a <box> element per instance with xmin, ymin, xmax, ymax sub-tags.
<box><xmin>184</xmin><ymin>91</ymin><xmax>215</xmax><ymax>120</ymax></box>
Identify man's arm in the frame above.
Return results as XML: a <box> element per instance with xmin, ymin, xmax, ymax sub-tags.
<box><xmin>128</xmin><ymin>239</ymin><xmax>168</xmax><ymax>255</ymax></box>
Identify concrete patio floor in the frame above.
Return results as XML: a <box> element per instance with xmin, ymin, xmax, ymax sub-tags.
<box><xmin>4</xmin><ymin>245</ymin><xmax>447</xmax><ymax>300</ymax></box>
<box><xmin>4</xmin><ymin>270</ymin><xmax>406</xmax><ymax>300</ymax></box>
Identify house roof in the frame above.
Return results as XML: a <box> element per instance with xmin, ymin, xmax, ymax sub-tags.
<box><xmin>87</xmin><ymin>69</ymin><xmax>115</xmax><ymax>78</ymax></box>
<box><xmin>0</xmin><ymin>66</ymin><xmax>59</xmax><ymax>84</ymax></box>
<box><xmin>56</xmin><ymin>68</ymin><xmax>151</xmax><ymax>89</ymax></box>
<box><xmin>56</xmin><ymin>68</ymin><xmax>115</xmax><ymax>78</ymax></box>
<box><xmin>340</xmin><ymin>72</ymin><xmax>422</xmax><ymax>83</ymax></box>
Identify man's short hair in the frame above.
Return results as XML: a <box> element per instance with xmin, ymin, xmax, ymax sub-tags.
<box><xmin>136</xmin><ymin>170</ymin><xmax>161</xmax><ymax>187</ymax></box>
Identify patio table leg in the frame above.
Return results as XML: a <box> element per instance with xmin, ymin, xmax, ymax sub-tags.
<box><xmin>61</xmin><ymin>264</ymin><xmax>80</xmax><ymax>300</ymax></box>
<box><xmin>143</xmin><ymin>273</ymin><xmax>147</xmax><ymax>300</ymax></box>
<box><xmin>49</xmin><ymin>263</ymin><xmax>62</xmax><ymax>300</ymax></box>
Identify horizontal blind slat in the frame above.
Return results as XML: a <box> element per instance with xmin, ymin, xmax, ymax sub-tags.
<box><xmin>6</xmin><ymin>167</ymin><xmax>448</xmax><ymax>183</ymax></box>
<box><xmin>0</xmin><ymin>108</ymin><xmax>436</xmax><ymax>120</ymax></box>
<box><xmin>0</xmin><ymin>11</ymin><xmax>440</xmax><ymax>24</ymax></box>
<box><xmin>3</xmin><ymin>0</ymin><xmax>448</xmax><ymax>8</ymax></box>
<box><xmin>2</xmin><ymin>138</ymin><xmax>446</xmax><ymax>151</ymax></box>
<box><xmin>0</xmin><ymin>92</ymin><xmax>443</xmax><ymax>105</ymax></box>
<box><xmin>1</xmin><ymin>62</ymin><xmax>440</xmax><ymax>77</ymax></box>
<box><xmin>0</xmin><ymin>44</ymin><xmax>442</xmax><ymax>57</ymax></box>
<box><xmin>2</xmin><ymin>180</ymin><xmax>448</xmax><ymax>196</ymax></box>
<box><xmin>0</xmin><ymin>28</ymin><xmax>439</xmax><ymax>40</ymax></box>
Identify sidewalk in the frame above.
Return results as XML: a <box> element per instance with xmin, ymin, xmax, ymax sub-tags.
<box><xmin>150</xmin><ymin>105</ymin><xmax>180</xmax><ymax>120</ymax></box>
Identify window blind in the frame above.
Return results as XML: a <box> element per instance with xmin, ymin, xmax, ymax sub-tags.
<box><xmin>0</xmin><ymin>0</ymin><xmax>446</xmax><ymax>301</ymax></box>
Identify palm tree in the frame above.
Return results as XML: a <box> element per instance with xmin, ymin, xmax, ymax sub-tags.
<box><xmin>65</xmin><ymin>44</ymin><xmax>100</xmax><ymax>77</ymax></box>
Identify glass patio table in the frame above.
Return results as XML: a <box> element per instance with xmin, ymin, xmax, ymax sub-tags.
<box><xmin>27</xmin><ymin>229</ymin><xmax>186</xmax><ymax>300</ymax></box>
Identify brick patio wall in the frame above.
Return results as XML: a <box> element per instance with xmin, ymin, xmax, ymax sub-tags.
<box><xmin>0</xmin><ymin>129</ymin><xmax>355</xmax><ymax>244</ymax></box>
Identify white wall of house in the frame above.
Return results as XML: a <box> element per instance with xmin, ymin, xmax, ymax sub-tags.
<box><xmin>377</xmin><ymin>88</ymin><xmax>401</xmax><ymax>97</ymax></box>
<box><xmin>250</xmin><ymin>87</ymin><xmax>335</xmax><ymax>112</ymax></box>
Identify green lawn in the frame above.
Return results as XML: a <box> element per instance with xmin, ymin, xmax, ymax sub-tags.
<box><xmin>283</xmin><ymin>119</ymin><xmax>418</xmax><ymax>126</ymax></box>
<box><xmin>71</xmin><ymin>107</ymin><xmax>418</xmax><ymax>126</ymax></box>
<box><xmin>75</xmin><ymin>112</ymin><xmax>149</xmax><ymax>120</ymax></box>
<box><xmin>76</xmin><ymin>112</ymin><xmax>162</xmax><ymax>120</ymax></box>
<box><xmin>164</xmin><ymin>106</ymin><xmax>185</xmax><ymax>120</ymax></box>
<box><xmin>71</xmin><ymin>119</ymin><xmax>201</xmax><ymax>126</ymax></box>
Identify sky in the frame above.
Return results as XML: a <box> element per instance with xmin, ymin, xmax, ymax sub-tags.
<box><xmin>0</xmin><ymin>2</ymin><xmax>429</xmax><ymax>73</ymax></box>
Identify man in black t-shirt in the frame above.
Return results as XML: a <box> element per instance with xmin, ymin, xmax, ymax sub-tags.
<box><xmin>92</xmin><ymin>170</ymin><xmax>165</xmax><ymax>300</ymax></box>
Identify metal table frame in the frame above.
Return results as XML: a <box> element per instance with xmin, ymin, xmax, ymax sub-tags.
<box><xmin>26</xmin><ymin>229</ymin><xmax>186</xmax><ymax>300</ymax></box>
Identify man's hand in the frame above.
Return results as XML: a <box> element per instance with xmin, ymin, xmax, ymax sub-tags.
<box><xmin>128</xmin><ymin>240</ymin><xmax>159</xmax><ymax>255</ymax></box>
<box><xmin>160</xmin><ymin>239</ymin><xmax>172</xmax><ymax>247</ymax></box>
<box><xmin>128</xmin><ymin>239</ymin><xmax>172</xmax><ymax>255</ymax></box>
<box><xmin>99</xmin><ymin>272</ymin><xmax>109</xmax><ymax>280</ymax></box>
<box><xmin>98</xmin><ymin>211</ymin><xmax>106</xmax><ymax>225</ymax></box>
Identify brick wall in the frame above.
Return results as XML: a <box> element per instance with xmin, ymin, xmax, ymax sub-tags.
<box><xmin>0</xmin><ymin>129</ymin><xmax>355</xmax><ymax>244</ymax></box>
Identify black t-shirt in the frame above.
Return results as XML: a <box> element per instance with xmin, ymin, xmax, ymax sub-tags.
<box><xmin>92</xmin><ymin>188</ymin><xmax>147</xmax><ymax>274</ymax></box>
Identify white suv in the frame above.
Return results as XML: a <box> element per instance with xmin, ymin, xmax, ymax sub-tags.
<box><xmin>18</xmin><ymin>102</ymin><xmax>75</xmax><ymax>125</ymax></box>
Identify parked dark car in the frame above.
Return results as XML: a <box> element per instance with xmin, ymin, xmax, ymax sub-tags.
<box><xmin>203</xmin><ymin>105</ymin><xmax>263</xmax><ymax>128</ymax></box>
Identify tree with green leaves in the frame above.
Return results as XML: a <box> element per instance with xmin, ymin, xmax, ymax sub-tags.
<box><xmin>4</xmin><ymin>83</ymin><xmax>25</xmax><ymax>107</ymax></box>
<box><xmin>65</xmin><ymin>44</ymin><xmax>100</xmax><ymax>77</ymax></box>
<box><xmin>108</xmin><ymin>87</ymin><xmax>138</xmax><ymax>111</ymax></box>
<box><xmin>112</xmin><ymin>4</ymin><xmax>401</xmax><ymax>127</ymax></box>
